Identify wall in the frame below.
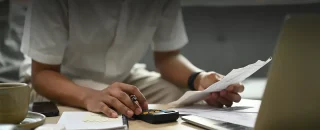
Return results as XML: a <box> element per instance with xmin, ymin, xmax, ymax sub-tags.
<box><xmin>140</xmin><ymin>3</ymin><xmax>320</xmax><ymax>77</ymax></box>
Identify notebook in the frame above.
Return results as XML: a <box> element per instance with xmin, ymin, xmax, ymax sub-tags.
<box><xmin>57</xmin><ymin>112</ymin><xmax>128</xmax><ymax>130</ymax></box>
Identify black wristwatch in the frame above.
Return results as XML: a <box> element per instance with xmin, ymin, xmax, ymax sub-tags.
<box><xmin>188</xmin><ymin>72</ymin><xmax>203</xmax><ymax>91</ymax></box>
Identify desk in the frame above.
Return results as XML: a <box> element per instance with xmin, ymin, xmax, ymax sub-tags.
<box><xmin>45</xmin><ymin>104</ymin><xmax>202</xmax><ymax>130</ymax></box>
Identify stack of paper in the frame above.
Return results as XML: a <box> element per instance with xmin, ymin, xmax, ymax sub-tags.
<box><xmin>173</xmin><ymin>99</ymin><xmax>261</xmax><ymax>127</ymax></box>
<box><xmin>169</xmin><ymin>58</ymin><xmax>271</xmax><ymax>107</ymax></box>
<box><xmin>196</xmin><ymin>111</ymin><xmax>258</xmax><ymax>127</ymax></box>
<box><xmin>58</xmin><ymin>112</ymin><xmax>126</xmax><ymax>130</ymax></box>
<box><xmin>175</xmin><ymin>99</ymin><xmax>261</xmax><ymax>114</ymax></box>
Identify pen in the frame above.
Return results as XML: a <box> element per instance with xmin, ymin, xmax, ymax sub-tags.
<box><xmin>130</xmin><ymin>95</ymin><xmax>141</xmax><ymax>108</ymax></box>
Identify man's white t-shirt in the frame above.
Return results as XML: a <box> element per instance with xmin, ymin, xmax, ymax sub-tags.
<box><xmin>21</xmin><ymin>0</ymin><xmax>188</xmax><ymax>84</ymax></box>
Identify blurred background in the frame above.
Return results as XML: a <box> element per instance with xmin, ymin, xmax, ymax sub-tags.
<box><xmin>1</xmin><ymin>0</ymin><xmax>320</xmax><ymax>99</ymax></box>
<box><xmin>0</xmin><ymin>0</ymin><xmax>28</xmax><ymax>83</ymax></box>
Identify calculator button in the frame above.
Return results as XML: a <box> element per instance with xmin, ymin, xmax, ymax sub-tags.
<box><xmin>143</xmin><ymin>112</ymin><xmax>149</xmax><ymax>115</ymax></box>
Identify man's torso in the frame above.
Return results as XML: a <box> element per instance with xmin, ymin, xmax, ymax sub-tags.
<box><xmin>59</xmin><ymin>0</ymin><xmax>165</xmax><ymax>83</ymax></box>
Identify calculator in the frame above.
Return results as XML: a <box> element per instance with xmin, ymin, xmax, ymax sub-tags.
<box><xmin>133</xmin><ymin>109</ymin><xmax>179</xmax><ymax>124</ymax></box>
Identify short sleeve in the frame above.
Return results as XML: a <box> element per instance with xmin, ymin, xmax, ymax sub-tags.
<box><xmin>152</xmin><ymin>0</ymin><xmax>188</xmax><ymax>52</ymax></box>
<box><xmin>21</xmin><ymin>0</ymin><xmax>68</xmax><ymax>65</ymax></box>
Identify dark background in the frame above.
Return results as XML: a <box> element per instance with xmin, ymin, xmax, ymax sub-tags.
<box><xmin>141</xmin><ymin>3</ymin><xmax>320</xmax><ymax>77</ymax></box>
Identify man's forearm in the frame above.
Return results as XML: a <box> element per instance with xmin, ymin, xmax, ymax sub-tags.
<box><xmin>154</xmin><ymin>51</ymin><xmax>204</xmax><ymax>88</ymax></box>
<box><xmin>32</xmin><ymin>70</ymin><xmax>96</xmax><ymax>109</ymax></box>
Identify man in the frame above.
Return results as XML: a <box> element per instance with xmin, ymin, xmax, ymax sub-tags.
<box><xmin>21</xmin><ymin>0</ymin><xmax>244</xmax><ymax>118</ymax></box>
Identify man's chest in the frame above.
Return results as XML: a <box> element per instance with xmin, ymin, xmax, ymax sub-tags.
<box><xmin>67</xmin><ymin>0</ymin><xmax>162</xmax><ymax>38</ymax></box>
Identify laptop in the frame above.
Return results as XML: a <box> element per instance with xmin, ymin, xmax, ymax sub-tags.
<box><xmin>182</xmin><ymin>14</ymin><xmax>320</xmax><ymax>130</ymax></box>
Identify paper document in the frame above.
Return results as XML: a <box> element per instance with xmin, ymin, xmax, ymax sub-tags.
<box><xmin>173</xmin><ymin>99</ymin><xmax>261</xmax><ymax>115</ymax></box>
<box><xmin>173</xmin><ymin>99</ymin><xmax>261</xmax><ymax>127</ymax></box>
<box><xmin>196</xmin><ymin>111</ymin><xmax>258</xmax><ymax>127</ymax></box>
<box><xmin>169</xmin><ymin>58</ymin><xmax>271</xmax><ymax>106</ymax></box>
<box><xmin>58</xmin><ymin>112</ymin><xmax>126</xmax><ymax>130</ymax></box>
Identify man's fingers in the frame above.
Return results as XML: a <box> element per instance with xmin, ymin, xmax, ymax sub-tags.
<box><xmin>206</xmin><ymin>93</ymin><xmax>223</xmax><ymax>108</ymax></box>
<box><xmin>226</xmin><ymin>84</ymin><xmax>245</xmax><ymax>93</ymax></box>
<box><xmin>110</xmin><ymin>91</ymin><xmax>142</xmax><ymax>115</ymax></box>
<box><xmin>104</xmin><ymin>96</ymin><xmax>134</xmax><ymax>118</ymax></box>
<box><xmin>220</xmin><ymin>90</ymin><xmax>228</xmax><ymax>96</ymax></box>
<box><xmin>226</xmin><ymin>85</ymin><xmax>234</xmax><ymax>91</ymax></box>
<box><xmin>237</xmin><ymin>83</ymin><xmax>245</xmax><ymax>92</ymax></box>
<box><xmin>217</xmin><ymin>97</ymin><xmax>233</xmax><ymax>107</ymax></box>
<box><xmin>206</xmin><ymin>99</ymin><xmax>223</xmax><ymax>108</ymax></box>
<box><xmin>198</xmin><ymin>85</ymin><xmax>205</xmax><ymax>91</ymax></box>
<box><xmin>210</xmin><ymin>92</ymin><xmax>219</xmax><ymax>100</ymax></box>
<box><xmin>202</xmin><ymin>72</ymin><xmax>224</xmax><ymax>89</ymax></box>
<box><xmin>207</xmin><ymin>72</ymin><xmax>223</xmax><ymax>81</ymax></box>
<box><xmin>117</xmin><ymin>83</ymin><xmax>148</xmax><ymax>110</ymax></box>
<box><xmin>222</xmin><ymin>92</ymin><xmax>241</xmax><ymax>103</ymax></box>
<box><xmin>232</xmin><ymin>83</ymin><xmax>244</xmax><ymax>92</ymax></box>
<box><xmin>99</xmin><ymin>102</ymin><xmax>118</xmax><ymax>118</ymax></box>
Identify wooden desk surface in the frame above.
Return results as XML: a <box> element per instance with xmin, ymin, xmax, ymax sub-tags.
<box><xmin>45</xmin><ymin>104</ymin><xmax>203</xmax><ymax>130</ymax></box>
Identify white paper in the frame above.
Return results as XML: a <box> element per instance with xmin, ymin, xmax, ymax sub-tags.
<box><xmin>169</xmin><ymin>58</ymin><xmax>271</xmax><ymax>106</ymax></box>
<box><xmin>196</xmin><ymin>111</ymin><xmax>258</xmax><ymax>127</ymax></box>
<box><xmin>173</xmin><ymin>99</ymin><xmax>261</xmax><ymax>115</ymax></box>
<box><xmin>58</xmin><ymin>112</ymin><xmax>126</xmax><ymax>130</ymax></box>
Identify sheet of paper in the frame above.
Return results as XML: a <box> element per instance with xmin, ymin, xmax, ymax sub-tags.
<box><xmin>58</xmin><ymin>112</ymin><xmax>125</xmax><ymax>130</ymax></box>
<box><xmin>196</xmin><ymin>111</ymin><xmax>258</xmax><ymax>127</ymax></box>
<box><xmin>173</xmin><ymin>99</ymin><xmax>261</xmax><ymax>115</ymax></box>
<box><xmin>169</xmin><ymin>58</ymin><xmax>271</xmax><ymax>106</ymax></box>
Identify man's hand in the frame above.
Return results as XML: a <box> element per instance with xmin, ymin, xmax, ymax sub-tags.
<box><xmin>195</xmin><ymin>72</ymin><xmax>244</xmax><ymax>107</ymax></box>
<box><xmin>83</xmin><ymin>82</ymin><xmax>148</xmax><ymax>118</ymax></box>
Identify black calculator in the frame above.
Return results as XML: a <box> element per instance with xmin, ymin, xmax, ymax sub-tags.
<box><xmin>133</xmin><ymin>109</ymin><xmax>179</xmax><ymax>124</ymax></box>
